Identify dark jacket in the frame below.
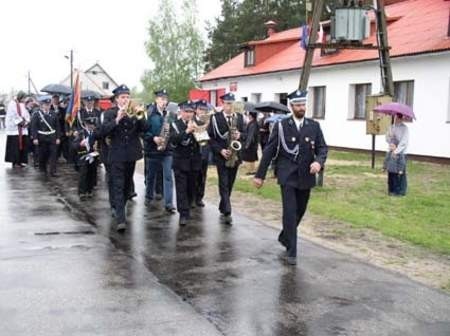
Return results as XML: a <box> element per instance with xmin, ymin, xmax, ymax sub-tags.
<box><xmin>143</xmin><ymin>104</ymin><xmax>173</xmax><ymax>156</ymax></box>
<box><xmin>207</xmin><ymin>112</ymin><xmax>247</xmax><ymax>166</ymax></box>
<box><xmin>241</xmin><ymin>119</ymin><xmax>259</xmax><ymax>162</ymax></box>
<box><xmin>30</xmin><ymin>110</ymin><xmax>61</xmax><ymax>142</ymax></box>
<box><xmin>98</xmin><ymin>107</ymin><xmax>148</xmax><ymax>163</ymax></box>
<box><xmin>50</xmin><ymin>105</ymin><xmax>67</xmax><ymax>138</ymax></box>
<box><xmin>169</xmin><ymin>118</ymin><xmax>202</xmax><ymax>172</ymax></box>
<box><xmin>79</xmin><ymin>108</ymin><xmax>100</xmax><ymax>127</ymax></box>
<box><xmin>72</xmin><ymin>128</ymin><xmax>96</xmax><ymax>165</ymax></box>
<box><xmin>255</xmin><ymin>117</ymin><xmax>328</xmax><ymax>190</ymax></box>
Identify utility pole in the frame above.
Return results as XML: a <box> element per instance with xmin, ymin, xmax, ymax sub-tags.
<box><xmin>27</xmin><ymin>71</ymin><xmax>31</xmax><ymax>95</ymax></box>
<box><xmin>70</xmin><ymin>49</ymin><xmax>74</xmax><ymax>89</ymax></box>
<box><xmin>298</xmin><ymin>0</ymin><xmax>394</xmax><ymax>173</ymax></box>
<box><xmin>65</xmin><ymin>49</ymin><xmax>74</xmax><ymax>89</ymax></box>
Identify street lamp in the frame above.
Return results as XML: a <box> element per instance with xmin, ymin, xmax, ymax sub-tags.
<box><xmin>64</xmin><ymin>49</ymin><xmax>74</xmax><ymax>89</ymax></box>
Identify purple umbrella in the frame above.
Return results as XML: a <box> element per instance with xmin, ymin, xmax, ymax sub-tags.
<box><xmin>373</xmin><ymin>102</ymin><xmax>416</xmax><ymax>120</ymax></box>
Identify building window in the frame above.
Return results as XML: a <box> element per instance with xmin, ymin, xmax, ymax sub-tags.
<box><xmin>275</xmin><ymin>93</ymin><xmax>288</xmax><ymax>106</ymax></box>
<box><xmin>244</xmin><ymin>48</ymin><xmax>255</xmax><ymax>67</ymax></box>
<box><xmin>251</xmin><ymin>93</ymin><xmax>261</xmax><ymax>103</ymax></box>
<box><xmin>311</xmin><ymin>86</ymin><xmax>326</xmax><ymax>119</ymax></box>
<box><xmin>102</xmin><ymin>81</ymin><xmax>109</xmax><ymax>90</ymax></box>
<box><xmin>353</xmin><ymin>83</ymin><xmax>372</xmax><ymax>119</ymax></box>
<box><xmin>394</xmin><ymin>80</ymin><xmax>414</xmax><ymax>107</ymax></box>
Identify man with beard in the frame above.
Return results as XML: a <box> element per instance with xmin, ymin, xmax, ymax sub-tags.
<box><xmin>253</xmin><ymin>89</ymin><xmax>328</xmax><ymax>266</ymax></box>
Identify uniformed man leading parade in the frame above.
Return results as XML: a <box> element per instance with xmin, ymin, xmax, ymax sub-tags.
<box><xmin>31</xmin><ymin>96</ymin><xmax>61</xmax><ymax>177</ymax></box>
<box><xmin>98</xmin><ymin>85</ymin><xmax>148</xmax><ymax>232</ymax></box>
<box><xmin>254</xmin><ymin>89</ymin><xmax>328</xmax><ymax>265</ymax></box>
<box><xmin>207</xmin><ymin>92</ymin><xmax>246</xmax><ymax>225</ymax></box>
<box><xmin>169</xmin><ymin>100</ymin><xmax>202</xmax><ymax>226</ymax></box>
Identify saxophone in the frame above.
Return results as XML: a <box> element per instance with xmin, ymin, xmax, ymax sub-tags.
<box><xmin>157</xmin><ymin>110</ymin><xmax>171</xmax><ymax>151</ymax></box>
<box><xmin>225</xmin><ymin>114</ymin><xmax>242</xmax><ymax>168</ymax></box>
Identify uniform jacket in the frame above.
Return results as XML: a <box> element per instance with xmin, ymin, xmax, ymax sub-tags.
<box><xmin>207</xmin><ymin>111</ymin><xmax>247</xmax><ymax>166</ymax></box>
<box><xmin>79</xmin><ymin>108</ymin><xmax>101</xmax><ymax>126</ymax></box>
<box><xmin>30</xmin><ymin>110</ymin><xmax>61</xmax><ymax>142</ymax></box>
<box><xmin>255</xmin><ymin>116</ymin><xmax>328</xmax><ymax>190</ymax></box>
<box><xmin>72</xmin><ymin>128</ymin><xmax>96</xmax><ymax>165</ymax></box>
<box><xmin>169</xmin><ymin>118</ymin><xmax>202</xmax><ymax>172</ymax></box>
<box><xmin>241</xmin><ymin>119</ymin><xmax>259</xmax><ymax>162</ymax></box>
<box><xmin>98</xmin><ymin>107</ymin><xmax>148</xmax><ymax>163</ymax></box>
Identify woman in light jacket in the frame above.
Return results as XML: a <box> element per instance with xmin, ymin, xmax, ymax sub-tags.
<box><xmin>5</xmin><ymin>91</ymin><xmax>31</xmax><ymax>167</ymax></box>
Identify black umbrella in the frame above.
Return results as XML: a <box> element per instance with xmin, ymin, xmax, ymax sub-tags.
<box><xmin>81</xmin><ymin>90</ymin><xmax>102</xmax><ymax>99</ymax></box>
<box><xmin>254</xmin><ymin>101</ymin><xmax>290</xmax><ymax>114</ymax></box>
<box><xmin>244</xmin><ymin>102</ymin><xmax>255</xmax><ymax>111</ymax></box>
<box><xmin>41</xmin><ymin>84</ymin><xmax>72</xmax><ymax>95</ymax></box>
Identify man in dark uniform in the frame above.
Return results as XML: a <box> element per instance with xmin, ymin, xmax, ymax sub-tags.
<box><xmin>207</xmin><ymin>92</ymin><xmax>246</xmax><ymax>225</ymax></box>
<box><xmin>254</xmin><ymin>89</ymin><xmax>328</xmax><ymax>265</ymax></box>
<box><xmin>169</xmin><ymin>101</ymin><xmax>201</xmax><ymax>226</ymax></box>
<box><xmin>99</xmin><ymin>85</ymin><xmax>148</xmax><ymax>232</ymax></box>
<box><xmin>95</xmin><ymin>106</ymin><xmax>115</xmax><ymax>214</ymax></box>
<box><xmin>193</xmin><ymin>99</ymin><xmax>210</xmax><ymax>207</ymax></box>
<box><xmin>79</xmin><ymin>95</ymin><xmax>101</xmax><ymax>126</ymax></box>
<box><xmin>31</xmin><ymin>96</ymin><xmax>61</xmax><ymax>177</ymax></box>
<box><xmin>50</xmin><ymin>94</ymin><xmax>68</xmax><ymax>162</ymax></box>
<box><xmin>143</xmin><ymin>89</ymin><xmax>175</xmax><ymax>213</ymax></box>
<box><xmin>73</xmin><ymin>117</ymin><xmax>98</xmax><ymax>200</ymax></box>
<box><xmin>78</xmin><ymin>95</ymin><xmax>101</xmax><ymax>187</ymax></box>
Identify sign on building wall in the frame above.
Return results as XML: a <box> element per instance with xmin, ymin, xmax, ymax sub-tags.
<box><xmin>366</xmin><ymin>94</ymin><xmax>392</xmax><ymax>135</ymax></box>
<box><xmin>229</xmin><ymin>82</ymin><xmax>238</xmax><ymax>92</ymax></box>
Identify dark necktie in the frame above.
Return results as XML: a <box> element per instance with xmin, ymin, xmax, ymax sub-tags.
<box><xmin>227</xmin><ymin>116</ymin><xmax>232</xmax><ymax>127</ymax></box>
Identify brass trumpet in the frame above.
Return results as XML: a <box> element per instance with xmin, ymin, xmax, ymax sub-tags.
<box><xmin>127</xmin><ymin>101</ymin><xmax>146</xmax><ymax>120</ymax></box>
<box><xmin>120</xmin><ymin>101</ymin><xmax>146</xmax><ymax>120</ymax></box>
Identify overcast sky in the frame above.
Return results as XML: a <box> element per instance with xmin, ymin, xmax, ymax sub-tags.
<box><xmin>0</xmin><ymin>0</ymin><xmax>221</xmax><ymax>94</ymax></box>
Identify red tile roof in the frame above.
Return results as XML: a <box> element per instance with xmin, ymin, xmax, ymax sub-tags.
<box><xmin>200</xmin><ymin>0</ymin><xmax>450</xmax><ymax>82</ymax></box>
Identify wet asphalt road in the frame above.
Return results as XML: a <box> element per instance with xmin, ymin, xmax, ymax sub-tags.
<box><xmin>1</xmin><ymin>133</ymin><xmax>450</xmax><ymax>336</ymax></box>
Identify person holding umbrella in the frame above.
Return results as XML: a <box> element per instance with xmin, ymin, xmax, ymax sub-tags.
<box><xmin>384</xmin><ymin>113</ymin><xmax>409</xmax><ymax>196</ymax></box>
<box><xmin>374</xmin><ymin>102</ymin><xmax>414</xmax><ymax>197</ymax></box>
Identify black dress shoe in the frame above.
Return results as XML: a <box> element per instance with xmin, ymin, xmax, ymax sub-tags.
<box><xmin>127</xmin><ymin>192</ymin><xmax>138</xmax><ymax>201</ymax></box>
<box><xmin>116</xmin><ymin>222</ymin><xmax>126</xmax><ymax>232</ymax></box>
<box><xmin>286</xmin><ymin>257</ymin><xmax>297</xmax><ymax>266</ymax></box>
<box><xmin>50</xmin><ymin>173</ymin><xmax>59</xmax><ymax>177</ymax></box>
<box><xmin>179</xmin><ymin>217</ymin><xmax>188</xmax><ymax>226</ymax></box>
<box><xmin>220</xmin><ymin>214</ymin><xmax>233</xmax><ymax>225</ymax></box>
<box><xmin>278</xmin><ymin>233</ymin><xmax>289</xmax><ymax>251</ymax></box>
<box><xmin>165</xmin><ymin>206</ymin><xmax>176</xmax><ymax>214</ymax></box>
<box><xmin>196</xmin><ymin>200</ymin><xmax>205</xmax><ymax>207</ymax></box>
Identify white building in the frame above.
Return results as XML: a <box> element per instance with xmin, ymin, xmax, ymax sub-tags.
<box><xmin>199</xmin><ymin>0</ymin><xmax>450</xmax><ymax>159</ymax></box>
<box><xmin>60</xmin><ymin>63</ymin><xmax>118</xmax><ymax>97</ymax></box>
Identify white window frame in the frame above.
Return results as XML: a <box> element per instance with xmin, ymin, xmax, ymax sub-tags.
<box><xmin>349</xmin><ymin>83</ymin><xmax>372</xmax><ymax>120</ymax></box>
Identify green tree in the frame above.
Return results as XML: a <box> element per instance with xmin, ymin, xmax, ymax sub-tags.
<box><xmin>140</xmin><ymin>0</ymin><xmax>204</xmax><ymax>103</ymax></box>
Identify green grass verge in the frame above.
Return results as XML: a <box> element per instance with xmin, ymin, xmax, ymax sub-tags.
<box><xmin>210</xmin><ymin>151</ymin><xmax>450</xmax><ymax>255</ymax></box>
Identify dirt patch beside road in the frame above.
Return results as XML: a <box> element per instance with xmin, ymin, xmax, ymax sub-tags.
<box><xmin>204</xmin><ymin>183</ymin><xmax>450</xmax><ymax>293</ymax></box>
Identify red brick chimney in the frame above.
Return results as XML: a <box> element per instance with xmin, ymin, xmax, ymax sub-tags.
<box><xmin>265</xmin><ymin>20</ymin><xmax>277</xmax><ymax>37</ymax></box>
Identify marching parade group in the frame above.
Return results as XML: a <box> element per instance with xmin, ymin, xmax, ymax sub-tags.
<box><xmin>3</xmin><ymin>85</ymin><xmax>328</xmax><ymax>265</ymax></box>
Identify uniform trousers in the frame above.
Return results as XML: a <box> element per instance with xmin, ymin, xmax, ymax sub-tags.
<box><xmin>216</xmin><ymin>163</ymin><xmax>238</xmax><ymax>215</ymax></box>
<box><xmin>110</xmin><ymin>161</ymin><xmax>136</xmax><ymax>224</ymax></box>
<box><xmin>174</xmin><ymin>169</ymin><xmax>197</xmax><ymax>218</ymax></box>
<box><xmin>38</xmin><ymin>140</ymin><xmax>57</xmax><ymax>174</ymax></box>
<box><xmin>279</xmin><ymin>185</ymin><xmax>311</xmax><ymax>258</ymax></box>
